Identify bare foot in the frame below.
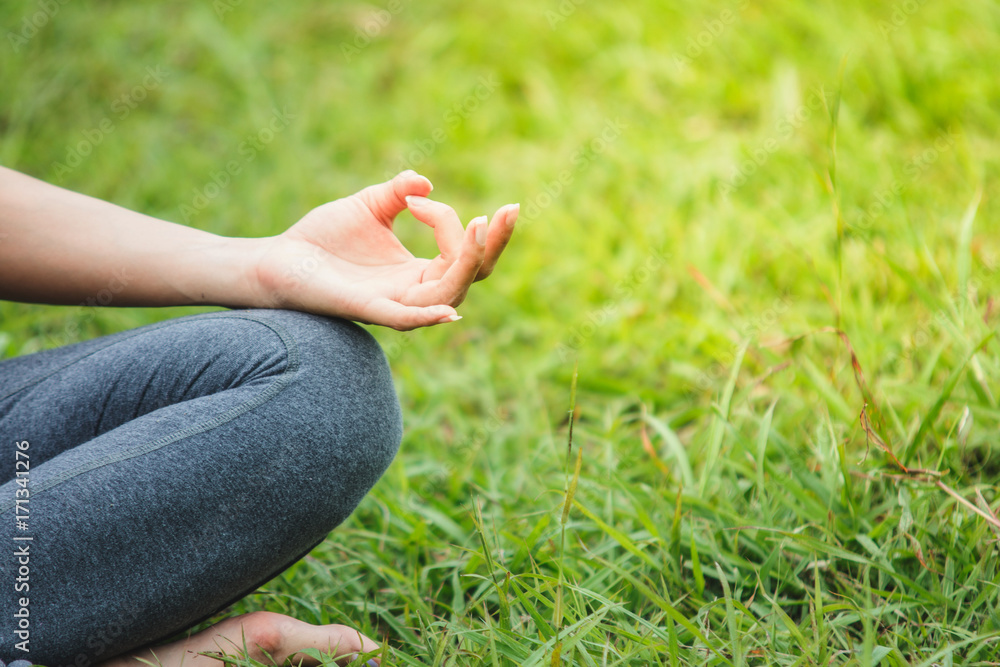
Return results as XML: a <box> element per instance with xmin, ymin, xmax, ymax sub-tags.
<box><xmin>99</xmin><ymin>611</ymin><xmax>381</xmax><ymax>667</ymax></box>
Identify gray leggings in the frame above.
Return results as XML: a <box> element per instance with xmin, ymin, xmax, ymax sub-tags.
<box><xmin>0</xmin><ymin>310</ymin><xmax>402</xmax><ymax>665</ymax></box>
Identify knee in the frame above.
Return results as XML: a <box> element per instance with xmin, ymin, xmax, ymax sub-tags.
<box><xmin>312</xmin><ymin>318</ymin><xmax>403</xmax><ymax>477</ymax></box>
<box><xmin>254</xmin><ymin>310</ymin><xmax>403</xmax><ymax>475</ymax></box>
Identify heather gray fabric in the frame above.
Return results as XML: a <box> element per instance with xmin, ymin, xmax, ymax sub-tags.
<box><xmin>0</xmin><ymin>310</ymin><xmax>402</xmax><ymax>666</ymax></box>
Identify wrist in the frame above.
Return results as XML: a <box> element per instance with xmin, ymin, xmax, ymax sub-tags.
<box><xmin>176</xmin><ymin>235</ymin><xmax>276</xmax><ymax>310</ymax></box>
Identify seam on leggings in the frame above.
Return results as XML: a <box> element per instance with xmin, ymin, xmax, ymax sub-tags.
<box><xmin>1</xmin><ymin>311</ymin><xmax>248</xmax><ymax>401</ymax></box>
<box><xmin>0</xmin><ymin>312</ymin><xmax>301</xmax><ymax>512</ymax></box>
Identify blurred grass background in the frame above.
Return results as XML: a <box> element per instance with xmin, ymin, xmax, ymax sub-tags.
<box><xmin>3</xmin><ymin>0</ymin><xmax>1000</xmax><ymax>664</ymax></box>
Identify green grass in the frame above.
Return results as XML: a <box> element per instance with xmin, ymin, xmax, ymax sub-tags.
<box><xmin>4</xmin><ymin>0</ymin><xmax>1000</xmax><ymax>664</ymax></box>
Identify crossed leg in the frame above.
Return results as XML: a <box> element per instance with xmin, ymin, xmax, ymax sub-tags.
<box><xmin>102</xmin><ymin>612</ymin><xmax>381</xmax><ymax>666</ymax></box>
<box><xmin>0</xmin><ymin>311</ymin><xmax>401</xmax><ymax>665</ymax></box>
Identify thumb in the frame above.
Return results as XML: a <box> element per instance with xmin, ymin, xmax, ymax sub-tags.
<box><xmin>357</xmin><ymin>170</ymin><xmax>433</xmax><ymax>226</ymax></box>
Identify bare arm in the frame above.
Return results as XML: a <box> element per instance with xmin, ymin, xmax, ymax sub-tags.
<box><xmin>0</xmin><ymin>165</ymin><xmax>265</xmax><ymax>309</ymax></box>
<box><xmin>0</xmin><ymin>167</ymin><xmax>518</xmax><ymax>330</ymax></box>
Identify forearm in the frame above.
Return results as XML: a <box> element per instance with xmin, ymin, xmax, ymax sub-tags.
<box><xmin>0</xmin><ymin>166</ymin><xmax>268</xmax><ymax>308</ymax></box>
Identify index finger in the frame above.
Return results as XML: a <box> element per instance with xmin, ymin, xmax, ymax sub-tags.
<box><xmin>405</xmin><ymin>215</ymin><xmax>487</xmax><ymax>307</ymax></box>
<box><xmin>404</xmin><ymin>195</ymin><xmax>466</xmax><ymax>260</ymax></box>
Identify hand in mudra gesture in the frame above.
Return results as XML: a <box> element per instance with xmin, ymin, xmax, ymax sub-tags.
<box><xmin>255</xmin><ymin>170</ymin><xmax>518</xmax><ymax>330</ymax></box>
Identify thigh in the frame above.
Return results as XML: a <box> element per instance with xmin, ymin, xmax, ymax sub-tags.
<box><xmin>0</xmin><ymin>310</ymin><xmax>402</xmax><ymax>666</ymax></box>
<box><xmin>0</xmin><ymin>311</ymin><xmax>292</xmax><ymax>483</ymax></box>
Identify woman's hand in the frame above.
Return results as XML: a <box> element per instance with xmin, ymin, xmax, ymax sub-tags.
<box><xmin>0</xmin><ymin>166</ymin><xmax>515</xmax><ymax>328</ymax></box>
<box><xmin>253</xmin><ymin>170</ymin><xmax>518</xmax><ymax>330</ymax></box>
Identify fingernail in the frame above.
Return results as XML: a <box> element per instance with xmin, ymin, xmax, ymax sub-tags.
<box><xmin>474</xmin><ymin>216</ymin><xmax>487</xmax><ymax>245</ymax></box>
<box><xmin>367</xmin><ymin>660</ymin><xmax>380</xmax><ymax>667</ymax></box>
<box><xmin>438</xmin><ymin>314</ymin><xmax>462</xmax><ymax>323</ymax></box>
<box><xmin>405</xmin><ymin>195</ymin><xmax>425</xmax><ymax>208</ymax></box>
